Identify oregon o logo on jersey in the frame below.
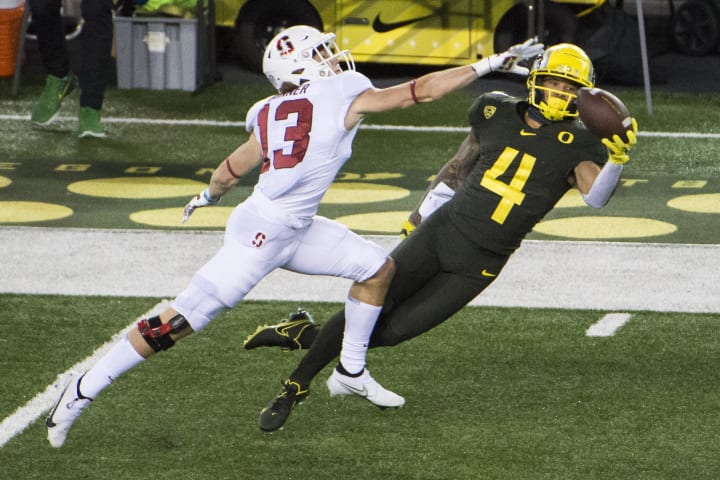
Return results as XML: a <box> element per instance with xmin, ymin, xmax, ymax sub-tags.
<box><xmin>557</xmin><ymin>131</ymin><xmax>574</xmax><ymax>144</ymax></box>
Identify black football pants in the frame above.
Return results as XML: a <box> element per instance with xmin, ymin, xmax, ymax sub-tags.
<box><xmin>290</xmin><ymin>207</ymin><xmax>510</xmax><ymax>386</ymax></box>
<box><xmin>29</xmin><ymin>0</ymin><xmax>113</xmax><ymax>110</ymax></box>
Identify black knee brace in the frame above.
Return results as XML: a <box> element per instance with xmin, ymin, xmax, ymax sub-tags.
<box><xmin>137</xmin><ymin>314</ymin><xmax>189</xmax><ymax>352</ymax></box>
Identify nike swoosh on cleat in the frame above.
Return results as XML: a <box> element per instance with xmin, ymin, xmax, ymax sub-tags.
<box><xmin>341</xmin><ymin>383</ymin><xmax>368</xmax><ymax>396</ymax></box>
<box><xmin>45</xmin><ymin>382</ymin><xmax>70</xmax><ymax>427</ymax></box>
<box><xmin>481</xmin><ymin>269</ymin><xmax>496</xmax><ymax>277</ymax></box>
<box><xmin>372</xmin><ymin>12</ymin><xmax>435</xmax><ymax>33</ymax></box>
<box><xmin>520</xmin><ymin>129</ymin><xmax>537</xmax><ymax>136</ymax></box>
<box><xmin>59</xmin><ymin>83</ymin><xmax>74</xmax><ymax>101</ymax></box>
<box><xmin>277</xmin><ymin>322</ymin><xmax>303</xmax><ymax>337</ymax></box>
<box><xmin>46</xmin><ymin>404</ymin><xmax>59</xmax><ymax>424</ymax></box>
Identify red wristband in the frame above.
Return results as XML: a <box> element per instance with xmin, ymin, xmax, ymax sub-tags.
<box><xmin>410</xmin><ymin>80</ymin><xmax>419</xmax><ymax>104</ymax></box>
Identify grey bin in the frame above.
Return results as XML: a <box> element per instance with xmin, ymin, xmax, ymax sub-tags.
<box><xmin>113</xmin><ymin>2</ymin><xmax>216</xmax><ymax>92</ymax></box>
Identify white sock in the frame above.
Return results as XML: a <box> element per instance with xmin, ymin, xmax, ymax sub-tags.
<box><xmin>340</xmin><ymin>297</ymin><xmax>382</xmax><ymax>375</ymax></box>
<box><xmin>79</xmin><ymin>336</ymin><xmax>145</xmax><ymax>399</ymax></box>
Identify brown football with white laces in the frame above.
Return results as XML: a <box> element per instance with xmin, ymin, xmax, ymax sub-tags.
<box><xmin>576</xmin><ymin>87</ymin><xmax>632</xmax><ymax>142</ymax></box>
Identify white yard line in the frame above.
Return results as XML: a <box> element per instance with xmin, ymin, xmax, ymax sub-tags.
<box><xmin>0</xmin><ymin>300</ymin><xmax>171</xmax><ymax>448</ymax></box>
<box><xmin>586</xmin><ymin>313</ymin><xmax>633</xmax><ymax>337</ymax></box>
<box><xmin>0</xmin><ymin>114</ymin><xmax>717</xmax><ymax>138</ymax></box>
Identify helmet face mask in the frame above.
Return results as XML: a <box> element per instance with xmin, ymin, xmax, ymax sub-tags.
<box><xmin>263</xmin><ymin>25</ymin><xmax>355</xmax><ymax>92</ymax></box>
<box><xmin>526</xmin><ymin>44</ymin><xmax>595</xmax><ymax>121</ymax></box>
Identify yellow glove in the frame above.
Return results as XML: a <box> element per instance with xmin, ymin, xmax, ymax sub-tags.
<box><xmin>400</xmin><ymin>219</ymin><xmax>416</xmax><ymax>239</ymax></box>
<box><xmin>602</xmin><ymin>117</ymin><xmax>638</xmax><ymax>165</ymax></box>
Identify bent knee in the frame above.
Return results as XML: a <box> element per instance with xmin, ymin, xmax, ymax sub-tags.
<box><xmin>367</xmin><ymin>257</ymin><xmax>396</xmax><ymax>286</ymax></box>
<box><xmin>370</xmin><ymin>323</ymin><xmax>408</xmax><ymax>348</ymax></box>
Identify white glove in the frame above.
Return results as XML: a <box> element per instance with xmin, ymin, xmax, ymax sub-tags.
<box><xmin>181</xmin><ymin>188</ymin><xmax>220</xmax><ymax>224</ymax></box>
<box><xmin>471</xmin><ymin>37</ymin><xmax>544</xmax><ymax>77</ymax></box>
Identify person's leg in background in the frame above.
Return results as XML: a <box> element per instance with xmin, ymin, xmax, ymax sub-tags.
<box><xmin>76</xmin><ymin>0</ymin><xmax>113</xmax><ymax>138</ymax></box>
<box><xmin>29</xmin><ymin>0</ymin><xmax>76</xmax><ymax>126</ymax></box>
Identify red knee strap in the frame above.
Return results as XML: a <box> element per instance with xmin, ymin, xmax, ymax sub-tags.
<box><xmin>137</xmin><ymin>314</ymin><xmax>188</xmax><ymax>352</ymax></box>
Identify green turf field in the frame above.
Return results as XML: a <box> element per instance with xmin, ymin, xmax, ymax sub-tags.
<box><xmin>1</xmin><ymin>298</ymin><xmax>720</xmax><ymax>479</ymax></box>
<box><xmin>1</xmin><ymin>65</ymin><xmax>719</xmax><ymax>478</ymax></box>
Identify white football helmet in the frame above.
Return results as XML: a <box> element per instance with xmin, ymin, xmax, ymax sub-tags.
<box><xmin>262</xmin><ymin>25</ymin><xmax>355</xmax><ymax>92</ymax></box>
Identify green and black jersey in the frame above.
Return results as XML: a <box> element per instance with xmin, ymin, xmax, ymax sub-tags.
<box><xmin>448</xmin><ymin>92</ymin><xmax>607</xmax><ymax>256</ymax></box>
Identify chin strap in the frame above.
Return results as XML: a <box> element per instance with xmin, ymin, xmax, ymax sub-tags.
<box><xmin>526</xmin><ymin>105</ymin><xmax>551</xmax><ymax>126</ymax></box>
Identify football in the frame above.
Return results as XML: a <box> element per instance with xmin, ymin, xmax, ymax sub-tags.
<box><xmin>576</xmin><ymin>87</ymin><xmax>633</xmax><ymax>142</ymax></box>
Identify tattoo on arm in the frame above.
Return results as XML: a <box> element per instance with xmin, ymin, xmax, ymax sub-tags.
<box><xmin>432</xmin><ymin>132</ymin><xmax>480</xmax><ymax>190</ymax></box>
<box><xmin>408</xmin><ymin>132</ymin><xmax>481</xmax><ymax>224</ymax></box>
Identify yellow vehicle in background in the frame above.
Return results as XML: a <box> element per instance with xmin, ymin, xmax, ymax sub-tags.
<box><xmin>215</xmin><ymin>0</ymin><xmax>606</xmax><ymax>72</ymax></box>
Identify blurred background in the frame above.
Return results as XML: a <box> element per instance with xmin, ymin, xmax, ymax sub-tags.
<box><xmin>3</xmin><ymin>0</ymin><xmax>720</xmax><ymax>95</ymax></box>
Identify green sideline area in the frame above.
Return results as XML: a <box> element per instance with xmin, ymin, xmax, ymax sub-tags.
<box><xmin>1</xmin><ymin>70</ymin><xmax>719</xmax><ymax>242</ymax></box>
<box><xmin>2</xmin><ymin>297</ymin><xmax>720</xmax><ymax>479</ymax></box>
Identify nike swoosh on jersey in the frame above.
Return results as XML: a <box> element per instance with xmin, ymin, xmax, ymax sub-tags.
<box><xmin>520</xmin><ymin>129</ymin><xmax>537</xmax><ymax>136</ymax></box>
<box><xmin>481</xmin><ymin>269</ymin><xmax>497</xmax><ymax>277</ymax></box>
<box><xmin>372</xmin><ymin>12</ymin><xmax>435</xmax><ymax>33</ymax></box>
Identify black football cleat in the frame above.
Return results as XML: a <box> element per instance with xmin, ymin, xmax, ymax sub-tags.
<box><xmin>258</xmin><ymin>379</ymin><xmax>309</xmax><ymax>432</ymax></box>
<box><xmin>243</xmin><ymin>308</ymin><xmax>317</xmax><ymax>351</ymax></box>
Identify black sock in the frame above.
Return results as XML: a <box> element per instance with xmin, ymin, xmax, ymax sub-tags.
<box><xmin>290</xmin><ymin>310</ymin><xmax>347</xmax><ymax>385</ymax></box>
<box><xmin>336</xmin><ymin>362</ymin><xmax>363</xmax><ymax>377</ymax></box>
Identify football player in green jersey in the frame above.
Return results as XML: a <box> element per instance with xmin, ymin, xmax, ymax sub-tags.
<box><xmin>246</xmin><ymin>43</ymin><xmax>639</xmax><ymax>432</ymax></box>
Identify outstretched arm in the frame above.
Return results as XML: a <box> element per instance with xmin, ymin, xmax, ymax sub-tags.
<box><xmin>182</xmin><ymin>133</ymin><xmax>264</xmax><ymax>223</ymax></box>
<box><xmin>346</xmin><ymin>39</ymin><xmax>544</xmax><ymax>128</ymax></box>
<box><xmin>579</xmin><ymin>118</ymin><xmax>638</xmax><ymax>208</ymax></box>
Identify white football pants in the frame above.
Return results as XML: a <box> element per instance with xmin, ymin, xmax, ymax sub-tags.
<box><xmin>172</xmin><ymin>192</ymin><xmax>387</xmax><ymax>332</ymax></box>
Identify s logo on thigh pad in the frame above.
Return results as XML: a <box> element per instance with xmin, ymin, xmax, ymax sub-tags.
<box><xmin>252</xmin><ymin>232</ymin><xmax>267</xmax><ymax>248</ymax></box>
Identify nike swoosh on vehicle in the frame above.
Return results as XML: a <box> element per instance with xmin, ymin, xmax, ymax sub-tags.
<box><xmin>520</xmin><ymin>129</ymin><xmax>537</xmax><ymax>136</ymax></box>
<box><xmin>372</xmin><ymin>12</ymin><xmax>435</xmax><ymax>33</ymax></box>
<box><xmin>481</xmin><ymin>269</ymin><xmax>497</xmax><ymax>277</ymax></box>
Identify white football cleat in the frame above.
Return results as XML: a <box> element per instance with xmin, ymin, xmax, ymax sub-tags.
<box><xmin>46</xmin><ymin>372</ymin><xmax>92</xmax><ymax>448</ymax></box>
<box><xmin>326</xmin><ymin>367</ymin><xmax>405</xmax><ymax>408</ymax></box>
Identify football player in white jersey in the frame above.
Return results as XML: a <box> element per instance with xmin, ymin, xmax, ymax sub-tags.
<box><xmin>45</xmin><ymin>25</ymin><xmax>543</xmax><ymax>447</ymax></box>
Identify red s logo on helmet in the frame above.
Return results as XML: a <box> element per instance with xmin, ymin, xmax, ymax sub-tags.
<box><xmin>276</xmin><ymin>35</ymin><xmax>294</xmax><ymax>57</ymax></box>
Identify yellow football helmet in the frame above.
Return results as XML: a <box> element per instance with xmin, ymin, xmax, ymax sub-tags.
<box><xmin>526</xmin><ymin>43</ymin><xmax>595</xmax><ymax>121</ymax></box>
